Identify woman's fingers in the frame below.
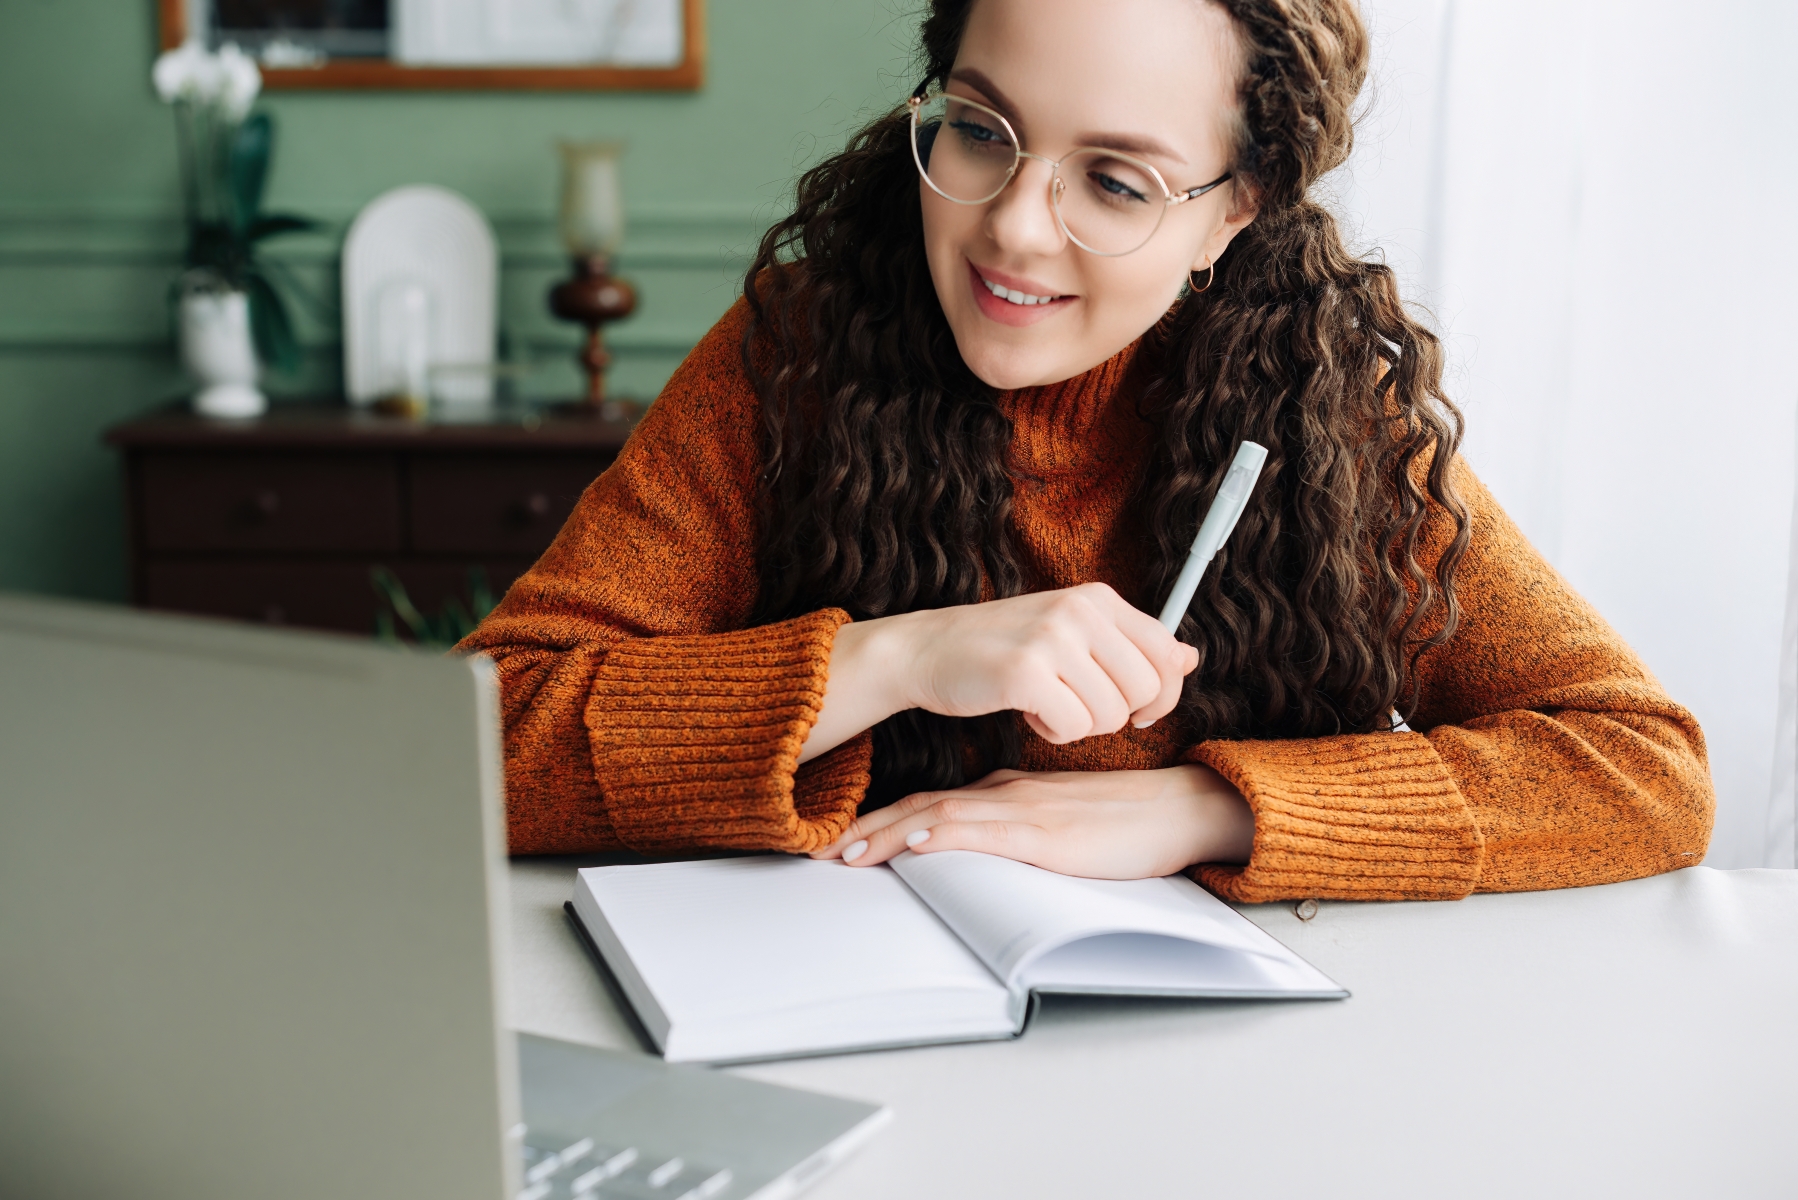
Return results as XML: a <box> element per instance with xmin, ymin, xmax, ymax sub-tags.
<box><xmin>808</xmin><ymin>789</ymin><xmax>939</xmax><ymax>859</ymax></box>
<box><xmin>815</xmin><ymin>583</ymin><xmax>1207</xmax><ymax>791</ymax></box>
<box><xmin>1023</xmin><ymin>629</ymin><xmax>1177</xmax><ymax>741</ymax></box>
<box><xmin>840</xmin><ymin>792</ymin><xmax>1042</xmax><ymax>867</ymax></box>
<box><xmin>1066</xmin><ymin>585</ymin><xmax>1196</xmax><ymax>729</ymax></box>
<box><xmin>959</xmin><ymin>768</ymin><xmax>1026</xmax><ymax>791</ymax></box>
<box><xmin>802</xmin><ymin>587</ymin><xmax>1212</xmax><ymax>866</ymax></box>
<box><xmin>1081</xmin><ymin>621</ymin><xmax>1167</xmax><ymax>722</ymax></box>
<box><xmin>1009</xmin><ymin>594</ymin><xmax>1149</xmax><ymax>740</ymax></box>
<box><xmin>1018</xmin><ymin>671</ymin><xmax>1104</xmax><ymax>744</ymax></box>
<box><xmin>1098</xmin><ymin>593</ymin><xmax>1199</xmax><ymax>724</ymax></box>
<box><xmin>1130</xmin><ymin>638</ymin><xmax>1196</xmax><ymax>726</ymax></box>
<box><xmin>1131</xmin><ymin>666</ymin><xmax>1188</xmax><ymax>728</ymax></box>
<box><xmin>900</xmin><ymin>817</ymin><xmax>1045</xmax><ymax>862</ymax></box>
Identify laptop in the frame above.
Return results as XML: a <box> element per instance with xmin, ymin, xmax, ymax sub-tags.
<box><xmin>0</xmin><ymin>593</ymin><xmax>888</xmax><ymax>1200</ymax></box>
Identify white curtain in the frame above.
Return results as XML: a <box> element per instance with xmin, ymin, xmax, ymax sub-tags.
<box><xmin>1334</xmin><ymin>0</ymin><xmax>1798</xmax><ymax>867</ymax></box>
<box><xmin>1768</xmin><ymin>435</ymin><xmax>1798</xmax><ymax>868</ymax></box>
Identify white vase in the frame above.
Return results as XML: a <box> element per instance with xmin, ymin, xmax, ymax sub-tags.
<box><xmin>180</xmin><ymin>281</ymin><xmax>267</xmax><ymax>419</ymax></box>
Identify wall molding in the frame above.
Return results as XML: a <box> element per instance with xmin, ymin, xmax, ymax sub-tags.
<box><xmin>0</xmin><ymin>203</ymin><xmax>768</xmax><ymax>353</ymax></box>
<box><xmin>0</xmin><ymin>202</ymin><xmax>769</xmax><ymax>268</ymax></box>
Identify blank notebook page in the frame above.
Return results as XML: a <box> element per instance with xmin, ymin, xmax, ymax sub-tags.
<box><xmin>891</xmin><ymin>850</ymin><xmax>1288</xmax><ymax>982</ymax></box>
<box><xmin>578</xmin><ymin>857</ymin><xmax>1004</xmax><ymax>1024</ymax></box>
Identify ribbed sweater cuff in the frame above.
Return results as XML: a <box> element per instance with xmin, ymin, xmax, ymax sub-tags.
<box><xmin>584</xmin><ymin>609</ymin><xmax>871</xmax><ymax>853</ymax></box>
<box><xmin>1188</xmin><ymin>732</ymin><xmax>1484</xmax><ymax>903</ymax></box>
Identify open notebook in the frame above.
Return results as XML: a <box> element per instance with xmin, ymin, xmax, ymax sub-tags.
<box><xmin>569</xmin><ymin>851</ymin><xmax>1346</xmax><ymax>1064</ymax></box>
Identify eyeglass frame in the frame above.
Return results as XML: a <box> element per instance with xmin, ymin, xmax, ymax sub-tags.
<box><xmin>906</xmin><ymin>82</ymin><xmax>1234</xmax><ymax>258</ymax></box>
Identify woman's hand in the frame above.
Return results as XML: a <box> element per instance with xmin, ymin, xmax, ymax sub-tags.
<box><xmin>809</xmin><ymin>765</ymin><xmax>1255</xmax><ymax>879</ymax></box>
<box><xmin>799</xmin><ymin>583</ymin><xmax>1199</xmax><ymax>763</ymax></box>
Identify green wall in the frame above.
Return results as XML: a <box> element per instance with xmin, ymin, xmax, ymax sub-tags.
<box><xmin>0</xmin><ymin>0</ymin><xmax>921</xmax><ymax>599</ymax></box>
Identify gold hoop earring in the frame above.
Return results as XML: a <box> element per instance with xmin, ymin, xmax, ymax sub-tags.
<box><xmin>1189</xmin><ymin>262</ymin><xmax>1216</xmax><ymax>293</ymax></box>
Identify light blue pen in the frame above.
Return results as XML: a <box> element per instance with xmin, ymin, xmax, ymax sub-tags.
<box><xmin>1156</xmin><ymin>441</ymin><xmax>1269</xmax><ymax>631</ymax></box>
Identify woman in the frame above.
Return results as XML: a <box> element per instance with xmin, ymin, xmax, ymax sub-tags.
<box><xmin>461</xmin><ymin>0</ymin><xmax>1712</xmax><ymax>901</ymax></box>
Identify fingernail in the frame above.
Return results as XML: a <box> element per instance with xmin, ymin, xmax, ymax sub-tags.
<box><xmin>843</xmin><ymin>839</ymin><xmax>869</xmax><ymax>862</ymax></box>
<box><xmin>1132</xmin><ymin>718</ymin><xmax>1154</xmax><ymax>729</ymax></box>
<box><xmin>905</xmin><ymin>828</ymin><xmax>932</xmax><ymax>847</ymax></box>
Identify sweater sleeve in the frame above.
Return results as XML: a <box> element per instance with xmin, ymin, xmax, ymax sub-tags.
<box><xmin>457</xmin><ymin>300</ymin><xmax>871</xmax><ymax>856</ymax></box>
<box><xmin>1191</xmin><ymin>459</ymin><xmax>1714</xmax><ymax>903</ymax></box>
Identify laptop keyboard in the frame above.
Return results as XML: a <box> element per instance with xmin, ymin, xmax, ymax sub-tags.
<box><xmin>520</xmin><ymin>1134</ymin><xmax>735</xmax><ymax>1200</ymax></box>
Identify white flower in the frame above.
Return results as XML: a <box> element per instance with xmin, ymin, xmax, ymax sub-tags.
<box><xmin>152</xmin><ymin>39</ymin><xmax>217</xmax><ymax>104</ymax></box>
<box><xmin>215</xmin><ymin>43</ymin><xmax>263</xmax><ymax>121</ymax></box>
<box><xmin>151</xmin><ymin>39</ymin><xmax>262</xmax><ymax>119</ymax></box>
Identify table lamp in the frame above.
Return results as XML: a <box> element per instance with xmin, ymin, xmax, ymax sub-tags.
<box><xmin>548</xmin><ymin>140</ymin><xmax>638</xmax><ymax>417</ymax></box>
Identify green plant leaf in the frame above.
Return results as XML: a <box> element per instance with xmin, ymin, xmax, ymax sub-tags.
<box><xmin>227</xmin><ymin>112</ymin><xmax>273</xmax><ymax>234</ymax></box>
<box><xmin>244</xmin><ymin>270</ymin><xmax>299</xmax><ymax>373</ymax></box>
<box><xmin>186</xmin><ymin>220</ymin><xmax>243</xmax><ymax>278</ymax></box>
<box><xmin>247</xmin><ymin>213</ymin><xmax>317</xmax><ymax>242</ymax></box>
<box><xmin>369</xmin><ymin>566</ymin><xmax>496</xmax><ymax>650</ymax></box>
<box><xmin>260</xmin><ymin>254</ymin><xmax>339</xmax><ymax>325</ymax></box>
<box><xmin>438</xmin><ymin>596</ymin><xmax>474</xmax><ymax>644</ymax></box>
<box><xmin>468</xmin><ymin>568</ymin><xmax>497</xmax><ymax>621</ymax></box>
<box><xmin>370</xmin><ymin>567</ymin><xmax>432</xmax><ymax>642</ymax></box>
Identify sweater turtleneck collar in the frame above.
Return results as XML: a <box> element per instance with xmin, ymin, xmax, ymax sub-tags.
<box><xmin>995</xmin><ymin>337</ymin><xmax>1150</xmax><ymax>476</ymax></box>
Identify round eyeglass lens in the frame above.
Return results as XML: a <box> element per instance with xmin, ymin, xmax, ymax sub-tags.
<box><xmin>1054</xmin><ymin>149</ymin><xmax>1168</xmax><ymax>256</ymax></box>
<box><xmin>912</xmin><ymin>92</ymin><xmax>1019</xmax><ymax>204</ymax></box>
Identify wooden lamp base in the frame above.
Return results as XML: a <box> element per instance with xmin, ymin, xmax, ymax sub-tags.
<box><xmin>548</xmin><ymin>254</ymin><xmax>638</xmax><ymax>419</ymax></box>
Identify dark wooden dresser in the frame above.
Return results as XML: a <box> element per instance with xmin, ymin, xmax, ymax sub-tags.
<box><xmin>105</xmin><ymin>402</ymin><xmax>637</xmax><ymax>636</ymax></box>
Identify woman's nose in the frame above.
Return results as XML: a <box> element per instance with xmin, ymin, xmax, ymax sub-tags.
<box><xmin>983</xmin><ymin>156</ymin><xmax>1066</xmax><ymax>257</ymax></box>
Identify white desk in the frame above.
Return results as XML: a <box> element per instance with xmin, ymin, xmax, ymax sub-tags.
<box><xmin>508</xmin><ymin>862</ymin><xmax>1798</xmax><ymax>1199</ymax></box>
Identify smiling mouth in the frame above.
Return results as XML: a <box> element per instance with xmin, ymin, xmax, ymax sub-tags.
<box><xmin>977</xmin><ymin>273</ymin><xmax>1063</xmax><ymax>307</ymax></box>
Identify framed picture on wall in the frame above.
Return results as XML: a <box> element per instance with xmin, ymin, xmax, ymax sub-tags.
<box><xmin>159</xmin><ymin>0</ymin><xmax>705</xmax><ymax>90</ymax></box>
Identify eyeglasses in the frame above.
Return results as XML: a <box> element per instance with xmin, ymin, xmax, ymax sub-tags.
<box><xmin>907</xmin><ymin>84</ymin><xmax>1233</xmax><ymax>258</ymax></box>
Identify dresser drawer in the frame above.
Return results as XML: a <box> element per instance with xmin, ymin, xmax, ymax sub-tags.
<box><xmin>409</xmin><ymin>454</ymin><xmax>612</xmax><ymax>555</ymax></box>
<box><xmin>144</xmin><ymin>558</ymin><xmax>535</xmax><ymax>634</ymax></box>
<box><xmin>141</xmin><ymin>453</ymin><xmax>402</xmax><ymax>553</ymax></box>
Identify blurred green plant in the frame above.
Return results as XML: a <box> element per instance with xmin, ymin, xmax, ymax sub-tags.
<box><xmin>174</xmin><ymin>108</ymin><xmax>319</xmax><ymax>372</ymax></box>
<box><xmin>371</xmin><ymin>567</ymin><xmax>498</xmax><ymax>649</ymax></box>
<box><xmin>154</xmin><ymin>42</ymin><xmax>323</xmax><ymax>373</ymax></box>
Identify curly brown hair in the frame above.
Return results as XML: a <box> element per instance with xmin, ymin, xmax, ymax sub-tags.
<box><xmin>744</xmin><ymin>0</ymin><xmax>1470</xmax><ymax>806</ymax></box>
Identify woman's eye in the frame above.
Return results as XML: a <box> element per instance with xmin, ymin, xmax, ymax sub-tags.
<box><xmin>1088</xmin><ymin>170</ymin><xmax>1149</xmax><ymax>203</ymax></box>
<box><xmin>950</xmin><ymin>119</ymin><xmax>1005</xmax><ymax>145</ymax></box>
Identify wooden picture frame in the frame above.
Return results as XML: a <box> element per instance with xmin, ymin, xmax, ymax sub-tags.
<box><xmin>158</xmin><ymin>0</ymin><xmax>705</xmax><ymax>91</ymax></box>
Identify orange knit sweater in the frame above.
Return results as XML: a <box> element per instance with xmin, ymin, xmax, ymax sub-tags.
<box><xmin>460</xmin><ymin>299</ymin><xmax>1713</xmax><ymax>902</ymax></box>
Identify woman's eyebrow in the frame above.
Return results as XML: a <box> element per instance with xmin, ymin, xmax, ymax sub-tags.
<box><xmin>947</xmin><ymin>67</ymin><xmax>1028</xmax><ymax>138</ymax></box>
<box><xmin>1072</xmin><ymin>131</ymin><xmax>1188</xmax><ymax>165</ymax></box>
<box><xmin>944</xmin><ymin>67</ymin><xmax>1187</xmax><ymax>165</ymax></box>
